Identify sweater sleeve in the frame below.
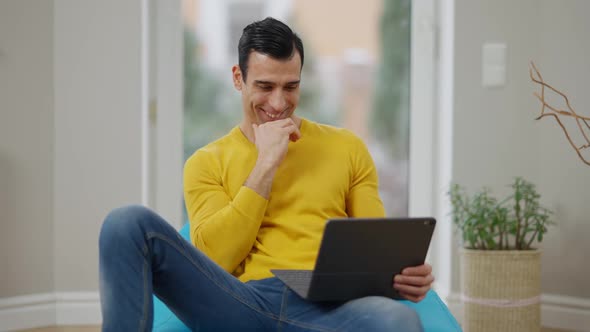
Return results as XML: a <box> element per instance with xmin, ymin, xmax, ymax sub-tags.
<box><xmin>183</xmin><ymin>149</ymin><xmax>267</xmax><ymax>273</ymax></box>
<box><xmin>345</xmin><ymin>136</ymin><xmax>386</xmax><ymax>218</ymax></box>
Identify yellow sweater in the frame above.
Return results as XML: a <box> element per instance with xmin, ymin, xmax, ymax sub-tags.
<box><xmin>183</xmin><ymin>118</ymin><xmax>385</xmax><ymax>282</ymax></box>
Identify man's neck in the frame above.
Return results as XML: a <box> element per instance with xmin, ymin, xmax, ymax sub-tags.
<box><xmin>239</xmin><ymin>122</ymin><xmax>255</xmax><ymax>143</ymax></box>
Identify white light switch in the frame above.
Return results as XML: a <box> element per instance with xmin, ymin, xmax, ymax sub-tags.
<box><xmin>482</xmin><ymin>43</ymin><xmax>507</xmax><ymax>87</ymax></box>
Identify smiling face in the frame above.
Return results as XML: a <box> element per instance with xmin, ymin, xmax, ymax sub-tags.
<box><xmin>233</xmin><ymin>51</ymin><xmax>302</xmax><ymax>128</ymax></box>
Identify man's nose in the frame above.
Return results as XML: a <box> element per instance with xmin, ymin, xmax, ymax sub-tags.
<box><xmin>268</xmin><ymin>90</ymin><xmax>287</xmax><ymax>111</ymax></box>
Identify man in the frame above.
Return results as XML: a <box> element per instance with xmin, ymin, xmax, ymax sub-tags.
<box><xmin>99</xmin><ymin>17</ymin><xmax>433</xmax><ymax>331</ymax></box>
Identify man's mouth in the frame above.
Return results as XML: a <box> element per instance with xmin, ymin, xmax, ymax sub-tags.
<box><xmin>261</xmin><ymin>109</ymin><xmax>286</xmax><ymax>120</ymax></box>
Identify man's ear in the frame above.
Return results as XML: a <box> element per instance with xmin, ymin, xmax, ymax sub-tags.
<box><xmin>232</xmin><ymin>65</ymin><xmax>243</xmax><ymax>91</ymax></box>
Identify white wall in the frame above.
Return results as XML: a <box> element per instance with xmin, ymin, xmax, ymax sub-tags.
<box><xmin>0</xmin><ymin>0</ymin><xmax>185</xmax><ymax>328</ymax></box>
<box><xmin>52</xmin><ymin>0</ymin><xmax>147</xmax><ymax>292</ymax></box>
<box><xmin>448</xmin><ymin>0</ymin><xmax>590</xmax><ymax>325</ymax></box>
<box><xmin>0</xmin><ymin>0</ymin><xmax>55</xmax><ymax>298</ymax></box>
<box><xmin>1</xmin><ymin>0</ymin><xmax>183</xmax><ymax>327</ymax></box>
<box><xmin>530</xmin><ymin>1</ymin><xmax>590</xmax><ymax>298</ymax></box>
<box><xmin>0</xmin><ymin>0</ymin><xmax>150</xmax><ymax>296</ymax></box>
<box><xmin>152</xmin><ymin>0</ymin><xmax>184</xmax><ymax>227</ymax></box>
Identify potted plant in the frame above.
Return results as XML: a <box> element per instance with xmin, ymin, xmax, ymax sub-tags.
<box><xmin>448</xmin><ymin>177</ymin><xmax>553</xmax><ymax>332</ymax></box>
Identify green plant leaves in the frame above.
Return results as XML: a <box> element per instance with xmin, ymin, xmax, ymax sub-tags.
<box><xmin>448</xmin><ymin>177</ymin><xmax>554</xmax><ymax>250</ymax></box>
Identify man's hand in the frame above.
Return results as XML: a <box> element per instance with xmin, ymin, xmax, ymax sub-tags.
<box><xmin>244</xmin><ymin>118</ymin><xmax>301</xmax><ymax>199</ymax></box>
<box><xmin>252</xmin><ymin>118</ymin><xmax>301</xmax><ymax>169</ymax></box>
<box><xmin>393</xmin><ymin>263</ymin><xmax>434</xmax><ymax>303</ymax></box>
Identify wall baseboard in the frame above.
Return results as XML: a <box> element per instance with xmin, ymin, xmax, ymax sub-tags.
<box><xmin>541</xmin><ymin>294</ymin><xmax>590</xmax><ymax>331</ymax></box>
<box><xmin>54</xmin><ymin>292</ymin><xmax>101</xmax><ymax>326</ymax></box>
<box><xmin>446</xmin><ymin>292</ymin><xmax>590</xmax><ymax>331</ymax></box>
<box><xmin>0</xmin><ymin>292</ymin><xmax>101</xmax><ymax>331</ymax></box>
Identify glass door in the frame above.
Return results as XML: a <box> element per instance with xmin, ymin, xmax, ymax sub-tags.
<box><xmin>182</xmin><ymin>0</ymin><xmax>413</xmax><ymax>217</ymax></box>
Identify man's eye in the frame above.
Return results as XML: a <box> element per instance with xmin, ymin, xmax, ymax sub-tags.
<box><xmin>286</xmin><ymin>85</ymin><xmax>298</xmax><ymax>91</ymax></box>
<box><xmin>259</xmin><ymin>86</ymin><xmax>272</xmax><ymax>91</ymax></box>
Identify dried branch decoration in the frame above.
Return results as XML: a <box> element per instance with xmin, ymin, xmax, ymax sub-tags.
<box><xmin>529</xmin><ymin>61</ymin><xmax>590</xmax><ymax>166</ymax></box>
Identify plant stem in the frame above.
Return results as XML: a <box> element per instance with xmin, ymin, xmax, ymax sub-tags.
<box><xmin>514</xmin><ymin>189</ymin><xmax>522</xmax><ymax>250</ymax></box>
<box><xmin>526</xmin><ymin>229</ymin><xmax>539</xmax><ymax>249</ymax></box>
<box><xmin>500</xmin><ymin>223</ymin><xmax>508</xmax><ymax>249</ymax></box>
<box><xmin>521</xmin><ymin>199</ymin><xmax>530</xmax><ymax>249</ymax></box>
<box><xmin>478</xmin><ymin>230</ymin><xmax>486</xmax><ymax>249</ymax></box>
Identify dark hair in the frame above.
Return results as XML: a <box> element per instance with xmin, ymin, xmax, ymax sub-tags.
<box><xmin>238</xmin><ymin>17</ymin><xmax>304</xmax><ymax>82</ymax></box>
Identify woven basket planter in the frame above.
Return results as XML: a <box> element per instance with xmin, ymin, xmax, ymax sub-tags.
<box><xmin>460</xmin><ymin>249</ymin><xmax>541</xmax><ymax>332</ymax></box>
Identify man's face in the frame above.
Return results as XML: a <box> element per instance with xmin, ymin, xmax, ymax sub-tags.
<box><xmin>232</xmin><ymin>51</ymin><xmax>301</xmax><ymax>125</ymax></box>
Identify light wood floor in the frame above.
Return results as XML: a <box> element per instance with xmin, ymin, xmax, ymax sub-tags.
<box><xmin>18</xmin><ymin>328</ymin><xmax>100</xmax><ymax>332</ymax></box>
<box><xmin>17</xmin><ymin>326</ymin><xmax>576</xmax><ymax>332</ymax></box>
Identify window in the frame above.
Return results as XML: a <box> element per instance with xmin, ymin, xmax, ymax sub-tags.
<box><xmin>227</xmin><ymin>1</ymin><xmax>264</xmax><ymax>59</ymax></box>
<box><xmin>183</xmin><ymin>0</ymin><xmax>414</xmax><ymax>217</ymax></box>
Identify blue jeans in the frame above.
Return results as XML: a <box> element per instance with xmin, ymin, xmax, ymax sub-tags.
<box><xmin>99</xmin><ymin>205</ymin><xmax>423</xmax><ymax>331</ymax></box>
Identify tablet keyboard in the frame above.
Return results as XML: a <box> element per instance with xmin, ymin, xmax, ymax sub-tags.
<box><xmin>272</xmin><ymin>269</ymin><xmax>313</xmax><ymax>297</ymax></box>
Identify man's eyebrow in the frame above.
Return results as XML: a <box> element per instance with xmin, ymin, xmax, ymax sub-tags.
<box><xmin>254</xmin><ymin>80</ymin><xmax>300</xmax><ymax>86</ymax></box>
<box><xmin>254</xmin><ymin>80</ymin><xmax>275</xmax><ymax>85</ymax></box>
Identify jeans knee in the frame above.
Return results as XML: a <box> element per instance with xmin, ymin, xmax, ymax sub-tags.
<box><xmin>346</xmin><ymin>296</ymin><xmax>423</xmax><ymax>332</ymax></box>
<box><xmin>99</xmin><ymin>205</ymin><xmax>153</xmax><ymax>250</ymax></box>
<box><xmin>379</xmin><ymin>301</ymin><xmax>422</xmax><ymax>332</ymax></box>
<box><xmin>394</xmin><ymin>304</ymin><xmax>422</xmax><ymax>332</ymax></box>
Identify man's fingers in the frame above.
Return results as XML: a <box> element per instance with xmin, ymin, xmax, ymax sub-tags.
<box><xmin>394</xmin><ymin>274</ymin><xmax>434</xmax><ymax>287</ymax></box>
<box><xmin>402</xmin><ymin>263</ymin><xmax>432</xmax><ymax>276</ymax></box>
<box><xmin>260</xmin><ymin>118</ymin><xmax>293</xmax><ymax>128</ymax></box>
<box><xmin>280</xmin><ymin>123</ymin><xmax>302</xmax><ymax>141</ymax></box>
<box><xmin>392</xmin><ymin>273</ymin><xmax>433</xmax><ymax>302</ymax></box>
<box><xmin>393</xmin><ymin>283</ymin><xmax>430</xmax><ymax>297</ymax></box>
<box><xmin>280</xmin><ymin>117</ymin><xmax>296</xmax><ymax>127</ymax></box>
<box><xmin>256</xmin><ymin>118</ymin><xmax>301</xmax><ymax>142</ymax></box>
<box><xmin>290</xmin><ymin>125</ymin><xmax>302</xmax><ymax>141</ymax></box>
